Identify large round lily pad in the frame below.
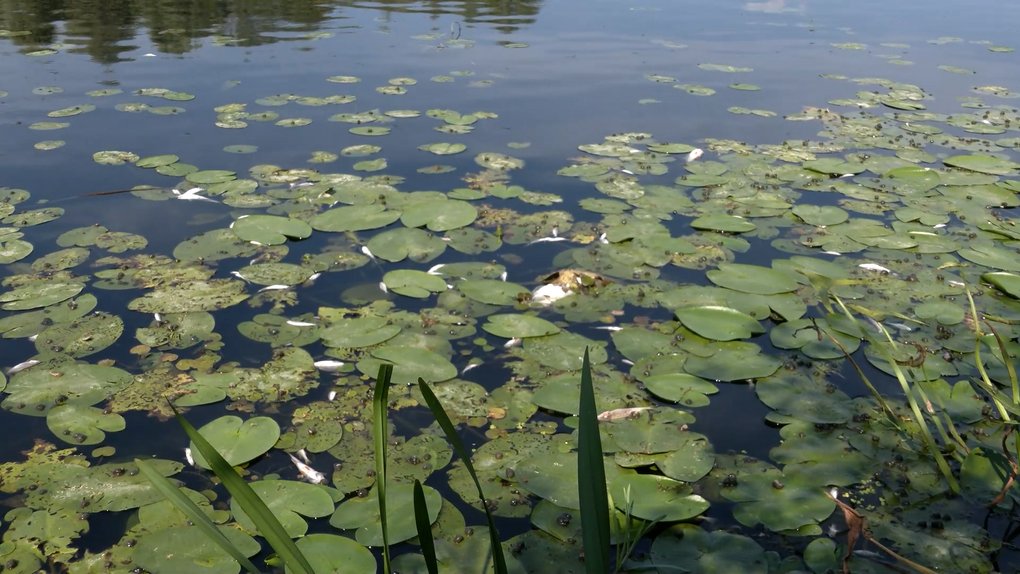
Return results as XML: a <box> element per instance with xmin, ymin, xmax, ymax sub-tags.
<box><xmin>46</xmin><ymin>404</ymin><xmax>125</xmax><ymax>445</ymax></box>
<box><xmin>290</xmin><ymin>534</ymin><xmax>377</xmax><ymax>574</ymax></box>
<box><xmin>2</xmin><ymin>363</ymin><xmax>133</xmax><ymax>417</ymax></box>
<box><xmin>320</xmin><ymin>316</ymin><xmax>401</xmax><ymax>348</ymax></box>
<box><xmin>231</xmin><ymin>215</ymin><xmax>312</xmax><ymax>245</ymax></box>
<box><xmin>133</xmin><ymin>525</ymin><xmax>260</xmax><ymax>574</ymax></box>
<box><xmin>128</xmin><ymin>280</ymin><xmax>249</xmax><ymax>313</ymax></box>
<box><xmin>231</xmin><ymin>480</ymin><xmax>335</xmax><ymax>537</ymax></box>
<box><xmin>382</xmin><ymin>269</ymin><xmax>448</xmax><ymax>298</ymax></box>
<box><xmin>34</xmin><ymin>312</ymin><xmax>123</xmax><ymax>358</ymax></box>
<box><xmin>674</xmin><ymin>306</ymin><xmax>763</xmax><ymax>341</ymax></box>
<box><xmin>310</xmin><ymin>204</ymin><xmax>401</xmax><ymax>232</ymax></box>
<box><xmin>707</xmin><ymin>263</ymin><xmax>802</xmax><ymax>295</ymax></box>
<box><xmin>0</xmin><ymin>282</ymin><xmax>84</xmax><ymax>311</ymax></box>
<box><xmin>358</xmin><ymin>345</ymin><xmax>458</xmax><ymax>384</ymax></box>
<box><xmin>482</xmin><ymin>314</ymin><xmax>560</xmax><ymax>338</ymax></box>
<box><xmin>190</xmin><ymin>416</ymin><xmax>281</xmax><ymax>468</ymax></box>
<box><xmin>651</xmin><ymin>525</ymin><xmax>768</xmax><ymax>574</ymax></box>
<box><xmin>330</xmin><ymin>481</ymin><xmax>442</xmax><ymax>546</ymax></box>
<box><xmin>400</xmin><ymin>199</ymin><xmax>478</xmax><ymax>231</ymax></box>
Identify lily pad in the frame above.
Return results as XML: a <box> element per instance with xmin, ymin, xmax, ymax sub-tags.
<box><xmin>706</xmin><ymin>263</ymin><xmax>801</xmax><ymax>295</ymax></box>
<box><xmin>311</xmin><ymin>204</ymin><xmax>402</xmax><ymax>233</ymax></box>
<box><xmin>359</xmin><ymin>345</ymin><xmax>458</xmax><ymax>384</ymax></box>
<box><xmin>46</xmin><ymin>404</ymin><xmax>125</xmax><ymax>445</ymax></box>
<box><xmin>2</xmin><ymin>363</ymin><xmax>133</xmax><ymax>417</ymax></box>
<box><xmin>400</xmin><ymin>199</ymin><xmax>478</xmax><ymax>231</ymax></box>
<box><xmin>128</xmin><ymin>279</ymin><xmax>248</xmax><ymax>313</ymax></box>
<box><xmin>290</xmin><ymin>534</ymin><xmax>377</xmax><ymax>574</ymax></box>
<box><xmin>189</xmin><ymin>416</ymin><xmax>281</xmax><ymax>468</ymax></box>
<box><xmin>483</xmin><ymin>314</ymin><xmax>560</xmax><ymax>338</ymax></box>
<box><xmin>231</xmin><ymin>215</ymin><xmax>312</xmax><ymax>245</ymax></box>
<box><xmin>0</xmin><ymin>282</ymin><xmax>84</xmax><ymax>311</ymax></box>
<box><xmin>231</xmin><ymin>480</ymin><xmax>335</xmax><ymax>537</ymax></box>
<box><xmin>458</xmin><ymin>279</ymin><xmax>530</xmax><ymax>305</ymax></box>
<box><xmin>133</xmin><ymin>525</ymin><xmax>260</xmax><ymax>574</ymax></box>
<box><xmin>674</xmin><ymin>306</ymin><xmax>763</xmax><ymax>341</ymax></box>
<box><xmin>382</xmin><ymin>269</ymin><xmax>448</xmax><ymax>298</ymax></box>
<box><xmin>330</xmin><ymin>481</ymin><xmax>442</xmax><ymax>546</ymax></box>
<box><xmin>944</xmin><ymin>154</ymin><xmax>1019</xmax><ymax>175</ymax></box>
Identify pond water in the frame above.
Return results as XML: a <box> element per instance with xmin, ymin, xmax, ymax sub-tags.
<box><xmin>2</xmin><ymin>0</ymin><xmax>1020</xmax><ymax>572</ymax></box>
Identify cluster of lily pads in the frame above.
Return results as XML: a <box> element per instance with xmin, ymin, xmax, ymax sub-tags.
<box><xmin>3</xmin><ymin>35</ymin><xmax>1020</xmax><ymax>574</ymax></box>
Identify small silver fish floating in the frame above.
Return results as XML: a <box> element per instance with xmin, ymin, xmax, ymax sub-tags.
<box><xmin>288</xmin><ymin>453</ymin><xmax>326</xmax><ymax>484</ymax></box>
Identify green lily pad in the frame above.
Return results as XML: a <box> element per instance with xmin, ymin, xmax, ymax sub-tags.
<box><xmin>135</xmin><ymin>154</ymin><xmax>180</xmax><ymax>168</ymax></box>
<box><xmin>684</xmin><ymin>346</ymin><xmax>781</xmax><ymax>382</ymax></box>
<box><xmin>0</xmin><ymin>238</ymin><xmax>32</xmax><ymax>263</ymax></box>
<box><xmin>46</xmin><ymin>404</ymin><xmax>125</xmax><ymax>445</ymax></box>
<box><xmin>457</xmin><ymin>279</ymin><xmax>530</xmax><ymax>305</ymax></box>
<box><xmin>92</xmin><ymin>150</ymin><xmax>139</xmax><ymax>165</ymax></box>
<box><xmin>128</xmin><ymin>279</ymin><xmax>249</xmax><ymax>313</ymax></box>
<box><xmin>756</xmin><ymin>374</ymin><xmax>853</xmax><ymax>424</ymax></box>
<box><xmin>642</xmin><ymin>373</ymin><xmax>718</xmax><ymax>407</ymax></box>
<box><xmin>236</xmin><ymin>262</ymin><xmax>310</xmax><ymax>286</ymax></box>
<box><xmin>400</xmin><ymin>199</ymin><xmax>478</xmax><ymax>231</ymax></box>
<box><xmin>189</xmin><ymin>415</ymin><xmax>281</xmax><ymax>468</ymax></box>
<box><xmin>483</xmin><ymin>314</ymin><xmax>560</xmax><ymax>338</ymax></box>
<box><xmin>984</xmin><ymin>272</ymin><xmax>1020</xmax><ymax>298</ymax></box>
<box><xmin>659</xmin><ymin>433</ymin><xmax>716</xmax><ymax>482</ymax></box>
<box><xmin>173</xmin><ymin>229</ymin><xmax>259</xmax><ymax>262</ymax></box>
<box><xmin>419</xmin><ymin>142</ymin><xmax>467</xmax><ymax>155</ymax></box>
<box><xmin>3</xmin><ymin>207</ymin><xmax>63</xmax><ymax>227</ymax></box>
<box><xmin>382</xmin><ymin>269</ymin><xmax>448</xmax><ymax>298</ymax></box>
<box><xmin>330</xmin><ymin>481</ymin><xmax>442</xmax><ymax>546</ymax></box>
<box><xmin>34</xmin><ymin>311</ymin><xmax>123</xmax><ymax>358</ymax></box>
<box><xmin>674</xmin><ymin>306</ymin><xmax>763</xmax><ymax>341</ymax></box>
<box><xmin>311</xmin><ymin>204</ymin><xmax>402</xmax><ymax>233</ymax></box>
<box><xmin>2</xmin><ymin>363</ymin><xmax>133</xmax><ymax>417</ymax></box>
<box><xmin>133</xmin><ymin>525</ymin><xmax>260</xmax><ymax>574</ymax></box>
<box><xmin>366</xmin><ymin>227</ymin><xmax>447</xmax><ymax>263</ymax></box>
<box><xmin>290</xmin><ymin>534</ymin><xmax>377</xmax><ymax>574</ymax></box>
<box><xmin>320</xmin><ymin>315</ymin><xmax>401</xmax><ymax>348</ymax></box>
<box><xmin>0</xmin><ymin>282</ymin><xmax>84</xmax><ymax>311</ymax></box>
<box><xmin>231</xmin><ymin>480</ymin><xmax>335</xmax><ymax>537</ymax></box>
<box><xmin>690</xmin><ymin>214</ymin><xmax>756</xmax><ymax>233</ymax></box>
<box><xmin>609</xmin><ymin>474</ymin><xmax>709</xmax><ymax>521</ymax></box>
<box><xmin>706</xmin><ymin>263</ymin><xmax>801</xmax><ymax>295</ymax></box>
<box><xmin>231</xmin><ymin>215</ymin><xmax>312</xmax><ymax>245</ymax></box>
<box><xmin>359</xmin><ymin>345</ymin><xmax>457</xmax><ymax>384</ymax></box>
<box><xmin>944</xmin><ymin>154</ymin><xmax>1019</xmax><ymax>175</ymax></box>
<box><xmin>791</xmin><ymin>205</ymin><xmax>849</xmax><ymax>226</ymax></box>
<box><xmin>651</xmin><ymin>526</ymin><xmax>768</xmax><ymax>574</ymax></box>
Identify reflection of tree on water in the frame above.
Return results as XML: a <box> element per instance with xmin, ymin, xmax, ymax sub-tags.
<box><xmin>0</xmin><ymin>0</ymin><xmax>542</xmax><ymax>63</ymax></box>
<box><xmin>337</xmin><ymin>0</ymin><xmax>542</xmax><ymax>34</ymax></box>
<box><xmin>0</xmin><ymin>0</ymin><xmax>339</xmax><ymax>63</ymax></box>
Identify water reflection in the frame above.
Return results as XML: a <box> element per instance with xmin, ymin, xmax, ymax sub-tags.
<box><xmin>337</xmin><ymin>0</ymin><xmax>542</xmax><ymax>34</ymax></box>
<box><xmin>0</xmin><ymin>0</ymin><xmax>542</xmax><ymax>62</ymax></box>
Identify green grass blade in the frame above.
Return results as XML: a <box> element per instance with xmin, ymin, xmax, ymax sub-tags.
<box><xmin>171</xmin><ymin>405</ymin><xmax>315</xmax><ymax>574</ymax></box>
<box><xmin>135</xmin><ymin>458</ymin><xmax>261</xmax><ymax>574</ymax></box>
<box><xmin>373</xmin><ymin>363</ymin><xmax>394</xmax><ymax>574</ymax></box>
<box><xmin>577</xmin><ymin>348</ymin><xmax>611</xmax><ymax>574</ymax></box>
<box><xmin>413</xmin><ymin>479</ymin><xmax>439</xmax><ymax>574</ymax></box>
<box><xmin>418</xmin><ymin>378</ymin><xmax>508</xmax><ymax>574</ymax></box>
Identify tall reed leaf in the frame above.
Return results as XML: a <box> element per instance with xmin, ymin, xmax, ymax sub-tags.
<box><xmin>171</xmin><ymin>405</ymin><xmax>315</xmax><ymax>574</ymax></box>
<box><xmin>577</xmin><ymin>348</ymin><xmax>611</xmax><ymax>574</ymax></box>
<box><xmin>413</xmin><ymin>478</ymin><xmax>439</xmax><ymax>574</ymax></box>
<box><xmin>135</xmin><ymin>458</ymin><xmax>261</xmax><ymax>574</ymax></box>
<box><xmin>373</xmin><ymin>364</ymin><xmax>394</xmax><ymax>573</ymax></box>
<box><xmin>418</xmin><ymin>379</ymin><xmax>508</xmax><ymax>574</ymax></box>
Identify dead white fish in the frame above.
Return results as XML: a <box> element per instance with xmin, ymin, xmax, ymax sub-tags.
<box><xmin>427</xmin><ymin>264</ymin><xmax>446</xmax><ymax>276</ymax></box>
<box><xmin>685</xmin><ymin>148</ymin><xmax>704</xmax><ymax>163</ymax></box>
<box><xmin>932</xmin><ymin>223</ymin><xmax>946</xmax><ymax>229</ymax></box>
<box><xmin>184</xmin><ymin>447</ymin><xmax>195</xmax><ymax>466</ymax></box>
<box><xmin>948</xmin><ymin>280</ymin><xmax>966</xmax><ymax>287</ymax></box>
<box><xmin>230</xmin><ymin>271</ymin><xmax>249</xmax><ymax>282</ymax></box>
<box><xmin>7</xmin><ymin>359</ymin><xmax>40</xmax><ymax>375</ymax></box>
<box><xmin>288</xmin><ymin>453</ymin><xmax>326</xmax><ymax>484</ymax></box>
<box><xmin>499</xmin><ymin>271</ymin><xmax>508</xmax><ymax>281</ymax></box>
<box><xmin>503</xmin><ymin>337</ymin><xmax>522</xmax><ymax>348</ymax></box>
<box><xmin>27</xmin><ymin>334</ymin><xmax>37</xmax><ymax>342</ymax></box>
<box><xmin>886</xmin><ymin>322</ymin><xmax>914</xmax><ymax>333</ymax></box>
<box><xmin>173</xmin><ymin>187</ymin><xmax>218</xmax><ymax>203</ymax></box>
<box><xmin>858</xmin><ymin>263</ymin><xmax>892</xmax><ymax>274</ymax></box>
<box><xmin>594</xmin><ymin>326</ymin><xmax>623</xmax><ymax>331</ymax></box>
<box><xmin>621</xmin><ymin>359</ymin><xmax>635</xmax><ymax>366</ymax></box>
<box><xmin>361</xmin><ymin>245</ymin><xmax>376</xmax><ymax>260</ymax></box>
<box><xmin>296</xmin><ymin>448</ymin><xmax>312</xmax><ymax>464</ymax></box>
<box><xmin>327</xmin><ymin>390</ymin><xmax>337</xmax><ymax>401</ymax></box>
<box><xmin>597</xmin><ymin>406</ymin><xmax>653</xmax><ymax>421</ymax></box>
<box><xmin>290</xmin><ymin>181</ymin><xmax>314</xmax><ymax>189</ymax></box>
<box><xmin>304</xmin><ymin>272</ymin><xmax>322</xmax><ymax>285</ymax></box>
<box><xmin>598</xmin><ymin>233</ymin><xmax>609</xmax><ymax>244</ymax></box>
<box><xmin>528</xmin><ymin>236</ymin><xmax>567</xmax><ymax>245</ymax></box>
<box><xmin>378</xmin><ymin>281</ymin><xmax>388</xmax><ymax>294</ymax></box>
<box><xmin>620</xmin><ymin>168</ymin><xmax>635</xmax><ymax>175</ymax></box>
<box><xmin>531</xmin><ymin>284</ymin><xmax>571</xmax><ymax>306</ymax></box>
<box><xmin>461</xmin><ymin>360</ymin><xmax>483</xmax><ymax>375</ymax></box>
<box><xmin>286</xmin><ymin>320</ymin><xmax>316</xmax><ymax>327</ymax></box>
<box><xmin>257</xmin><ymin>284</ymin><xmax>290</xmax><ymax>292</ymax></box>
<box><xmin>314</xmin><ymin>359</ymin><xmax>345</xmax><ymax>372</ymax></box>
<box><xmin>822</xmin><ymin>250</ymin><xmax>842</xmax><ymax>256</ymax></box>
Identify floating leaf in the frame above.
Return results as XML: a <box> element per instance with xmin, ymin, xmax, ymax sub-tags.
<box><xmin>674</xmin><ymin>306</ymin><xmax>763</xmax><ymax>341</ymax></box>
<box><xmin>482</xmin><ymin>314</ymin><xmax>560</xmax><ymax>338</ymax></box>
<box><xmin>190</xmin><ymin>416</ymin><xmax>281</xmax><ymax>468</ymax></box>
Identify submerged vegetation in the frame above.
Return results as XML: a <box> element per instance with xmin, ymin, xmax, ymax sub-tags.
<box><xmin>2</xmin><ymin>0</ymin><xmax>1020</xmax><ymax>572</ymax></box>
